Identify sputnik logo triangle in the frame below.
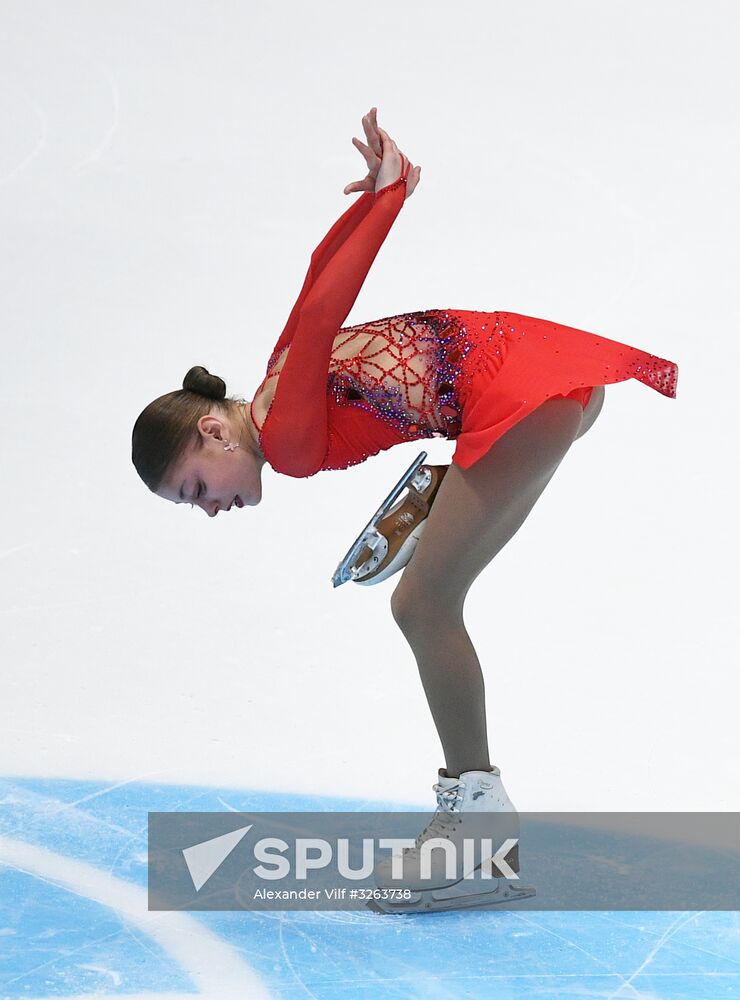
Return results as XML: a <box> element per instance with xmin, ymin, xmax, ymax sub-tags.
<box><xmin>182</xmin><ymin>824</ymin><xmax>253</xmax><ymax>891</ymax></box>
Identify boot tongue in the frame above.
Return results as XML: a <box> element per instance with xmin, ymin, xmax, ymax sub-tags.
<box><xmin>436</xmin><ymin>767</ymin><xmax>461</xmax><ymax>789</ymax></box>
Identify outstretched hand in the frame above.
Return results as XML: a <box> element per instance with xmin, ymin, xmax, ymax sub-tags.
<box><xmin>343</xmin><ymin>107</ymin><xmax>421</xmax><ymax>200</ymax></box>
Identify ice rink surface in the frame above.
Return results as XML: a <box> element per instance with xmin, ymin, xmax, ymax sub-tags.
<box><xmin>1</xmin><ymin>0</ymin><xmax>738</xmax><ymax>996</ymax></box>
<box><xmin>3</xmin><ymin>777</ymin><xmax>740</xmax><ymax>999</ymax></box>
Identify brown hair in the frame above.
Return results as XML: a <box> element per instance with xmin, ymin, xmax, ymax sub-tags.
<box><xmin>132</xmin><ymin>365</ymin><xmax>240</xmax><ymax>493</ymax></box>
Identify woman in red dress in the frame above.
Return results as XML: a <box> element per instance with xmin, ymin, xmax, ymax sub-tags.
<box><xmin>132</xmin><ymin>108</ymin><xmax>678</xmax><ymax>910</ymax></box>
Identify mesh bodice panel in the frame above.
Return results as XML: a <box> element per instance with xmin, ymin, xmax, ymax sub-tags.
<box><xmin>257</xmin><ymin>309</ymin><xmax>477</xmax><ymax>443</ymax></box>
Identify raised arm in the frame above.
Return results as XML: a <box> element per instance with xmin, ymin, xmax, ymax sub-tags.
<box><xmin>268</xmin><ymin>189</ymin><xmax>376</xmax><ymax>363</ymax></box>
<box><xmin>262</xmin><ymin>120</ymin><xmax>418</xmax><ymax>477</ymax></box>
<box><xmin>268</xmin><ymin>108</ymin><xmax>389</xmax><ymax>364</ymax></box>
<box><xmin>262</xmin><ymin>167</ymin><xmax>409</xmax><ymax>476</ymax></box>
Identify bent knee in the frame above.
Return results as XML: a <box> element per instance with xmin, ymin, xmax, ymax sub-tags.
<box><xmin>390</xmin><ymin>583</ymin><xmax>420</xmax><ymax>631</ymax></box>
<box><xmin>391</xmin><ymin>580</ymin><xmax>463</xmax><ymax>637</ymax></box>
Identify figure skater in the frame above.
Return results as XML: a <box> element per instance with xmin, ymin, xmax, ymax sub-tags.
<box><xmin>131</xmin><ymin>107</ymin><xmax>678</xmax><ymax>912</ymax></box>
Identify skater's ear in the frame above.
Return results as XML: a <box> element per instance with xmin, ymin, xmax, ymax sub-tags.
<box><xmin>195</xmin><ymin>413</ymin><xmax>228</xmax><ymax>442</ymax></box>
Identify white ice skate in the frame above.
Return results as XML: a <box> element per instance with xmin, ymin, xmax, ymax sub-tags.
<box><xmin>369</xmin><ymin>766</ymin><xmax>536</xmax><ymax>914</ymax></box>
<box><xmin>331</xmin><ymin>452</ymin><xmax>449</xmax><ymax>588</ymax></box>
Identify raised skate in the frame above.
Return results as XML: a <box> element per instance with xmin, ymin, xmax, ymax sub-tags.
<box><xmin>331</xmin><ymin>451</ymin><xmax>449</xmax><ymax>588</ymax></box>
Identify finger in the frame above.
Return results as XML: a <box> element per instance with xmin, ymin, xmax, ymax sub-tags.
<box><xmin>364</xmin><ymin>112</ymin><xmax>382</xmax><ymax>158</ymax></box>
<box><xmin>352</xmin><ymin>136</ymin><xmax>378</xmax><ymax>164</ymax></box>
<box><xmin>343</xmin><ymin>178</ymin><xmax>374</xmax><ymax>195</ymax></box>
<box><xmin>378</xmin><ymin>127</ymin><xmax>398</xmax><ymax>151</ymax></box>
<box><xmin>370</xmin><ymin>106</ymin><xmax>381</xmax><ymax>143</ymax></box>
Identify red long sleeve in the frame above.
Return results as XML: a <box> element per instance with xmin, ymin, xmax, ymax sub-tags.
<box><xmin>266</xmin><ymin>190</ymin><xmax>376</xmax><ymax>364</ymax></box>
<box><xmin>260</xmin><ymin>166</ymin><xmax>409</xmax><ymax>477</ymax></box>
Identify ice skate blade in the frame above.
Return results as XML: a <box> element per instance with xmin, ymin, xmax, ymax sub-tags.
<box><xmin>367</xmin><ymin>877</ymin><xmax>536</xmax><ymax>914</ymax></box>
<box><xmin>331</xmin><ymin>452</ymin><xmax>428</xmax><ymax>588</ymax></box>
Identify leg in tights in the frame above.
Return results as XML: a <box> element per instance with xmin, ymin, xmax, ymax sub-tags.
<box><xmin>390</xmin><ymin>398</ymin><xmax>585</xmax><ymax>779</ymax></box>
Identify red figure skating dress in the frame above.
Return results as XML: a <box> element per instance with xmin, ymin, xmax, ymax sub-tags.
<box><xmin>250</xmin><ymin>161</ymin><xmax>678</xmax><ymax>478</ymax></box>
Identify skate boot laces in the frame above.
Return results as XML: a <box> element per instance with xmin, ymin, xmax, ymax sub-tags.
<box><xmin>407</xmin><ymin>779</ymin><xmax>466</xmax><ymax>853</ymax></box>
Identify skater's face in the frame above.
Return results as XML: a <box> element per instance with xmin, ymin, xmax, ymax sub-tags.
<box><xmin>157</xmin><ymin>405</ymin><xmax>265</xmax><ymax>515</ymax></box>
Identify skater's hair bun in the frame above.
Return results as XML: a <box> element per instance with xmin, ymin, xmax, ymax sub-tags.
<box><xmin>131</xmin><ymin>364</ymin><xmax>241</xmax><ymax>494</ymax></box>
<box><xmin>182</xmin><ymin>365</ymin><xmax>227</xmax><ymax>400</ymax></box>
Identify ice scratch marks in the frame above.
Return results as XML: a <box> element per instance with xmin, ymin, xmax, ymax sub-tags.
<box><xmin>0</xmin><ymin>83</ymin><xmax>49</xmax><ymax>186</ymax></box>
<box><xmin>0</xmin><ymin>834</ymin><xmax>273</xmax><ymax>998</ymax></box>
<box><xmin>0</xmin><ymin>922</ymin><xmax>134</xmax><ymax>992</ymax></box>
<box><xmin>0</xmin><ymin>541</ymin><xmax>40</xmax><ymax>560</ymax></box>
<box><xmin>606</xmin><ymin>911</ymin><xmax>705</xmax><ymax>999</ymax></box>
<box><xmin>278</xmin><ymin>909</ymin><xmax>322</xmax><ymax>1000</ymax></box>
<box><xmin>68</xmin><ymin>49</ymin><xmax>121</xmax><ymax>175</ymax></box>
<box><xmin>76</xmin><ymin>962</ymin><xmax>122</xmax><ymax>985</ymax></box>
<box><xmin>3</xmin><ymin>9</ymin><xmax>121</xmax><ymax>177</ymax></box>
<box><xmin>513</xmin><ymin>911</ymin><xmax>644</xmax><ymax>999</ymax></box>
<box><xmin>43</xmin><ymin>770</ymin><xmax>173</xmax><ymax>817</ymax></box>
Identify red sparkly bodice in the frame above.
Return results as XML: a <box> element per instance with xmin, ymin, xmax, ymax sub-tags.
<box><xmin>324</xmin><ymin>312</ymin><xmax>470</xmax><ymax>436</ymax></box>
<box><xmin>252</xmin><ymin>308</ymin><xmax>475</xmax><ymax>464</ymax></box>
<box><xmin>251</xmin><ymin>164</ymin><xmax>678</xmax><ymax>478</ymax></box>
